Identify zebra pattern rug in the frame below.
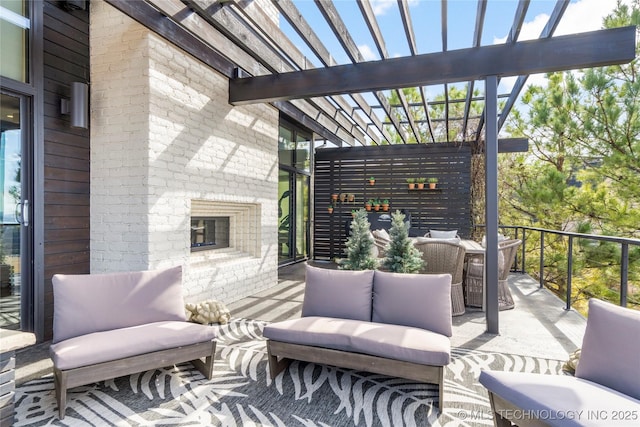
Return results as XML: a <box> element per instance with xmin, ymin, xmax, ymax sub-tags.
<box><xmin>14</xmin><ymin>319</ymin><xmax>565</xmax><ymax>426</ymax></box>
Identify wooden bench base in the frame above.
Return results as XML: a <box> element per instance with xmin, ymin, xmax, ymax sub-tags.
<box><xmin>53</xmin><ymin>340</ymin><xmax>216</xmax><ymax>419</ymax></box>
<box><xmin>266</xmin><ymin>340</ymin><xmax>445</xmax><ymax>412</ymax></box>
<box><xmin>487</xmin><ymin>391</ymin><xmax>550</xmax><ymax>427</ymax></box>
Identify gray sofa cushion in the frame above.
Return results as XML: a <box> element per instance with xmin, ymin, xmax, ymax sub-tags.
<box><xmin>302</xmin><ymin>265</ymin><xmax>375</xmax><ymax>321</ymax></box>
<box><xmin>372</xmin><ymin>271</ymin><xmax>452</xmax><ymax>337</ymax></box>
<box><xmin>50</xmin><ymin>321</ymin><xmax>216</xmax><ymax>370</ymax></box>
<box><xmin>263</xmin><ymin>316</ymin><xmax>450</xmax><ymax>366</ymax></box>
<box><xmin>52</xmin><ymin>266</ymin><xmax>186</xmax><ymax>343</ymax></box>
<box><xmin>575</xmin><ymin>298</ymin><xmax>640</xmax><ymax>400</ymax></box>
<box><xmin>479</xmin><ymin>370</ymin><xmax>640</xmax><ymax>427</ymax></box>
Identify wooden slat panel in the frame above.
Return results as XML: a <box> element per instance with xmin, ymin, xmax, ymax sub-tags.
<box><xmin>41</xmin><ymin>1</ymin><xmax>91</xmax><ymax>341</ymax></box>
<box><xmin>314</xmin><ymin>143</ymin><xmax>471</xmax><ymax>260</ymax></box>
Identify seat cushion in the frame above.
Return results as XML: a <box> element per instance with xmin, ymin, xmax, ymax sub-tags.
<box><xmin>575</xmin><ymin>299</ymin><xmax>640</xmax><ymax>400</ymax></box>
<box><xmin>372</xmin><ymin>271</ymin><xmax>452</xmax><ymax>337</ymax></box>
<box><xmin>263</xmin><ymin>317</ymin><xmax>450</xmax><ymax>366</ymax></box>
<box><xmin>52</xmin><ymin>266</ymin><xmax>186</xmax><ymax>343</ymax></box>
<box><xmin>302</xmin><ymin>265</ymin><xmax>374</xmax><ymax>321</ymax></box>
<box><xmin>479</xmin><ymin>370</ymin><xmax>640</xmax><ymax>427</ymax></box>
<box><xmin>50</xmin><ymin>321</ymin><xmax>216</xmax><ymax>370</ymax></box>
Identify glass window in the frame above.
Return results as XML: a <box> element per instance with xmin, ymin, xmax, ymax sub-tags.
<box><xmin>295</xmin><ymin>133</ymin><xmax>311</xmax><ymax>172</ymax></box>
<box><xmin>278</xmin><ymin>126</ymin><xmax>294</xmax><ymax>167</ymax></box>
<box><xmin>0</xmin><ymin>1</ymin><xmax>29</xmax><ymax>82</ymax></box>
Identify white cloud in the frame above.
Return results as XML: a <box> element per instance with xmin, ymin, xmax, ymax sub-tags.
<box><xmin>554</xmin><ymin>0</ymin><xmax>627</xmax><ymax>36</ymax></box>
<box><xmin>358</xmin><ymin>44</ymin><xmax>378</xmax><ymax>61</ymax></box>
<box><xmin>494</xmin><ymin>0</ymin><xmax>627</xmax><ymax>94</ymax></box>
<box><xmin>371</xmin><ymin>0</ymin><xmax>395</xmax><ymax>16</ymax></box>
<box><xmin>371</xmin><ymin>0</ymin><xmax>419</xmax><ymax>16</ymax></box>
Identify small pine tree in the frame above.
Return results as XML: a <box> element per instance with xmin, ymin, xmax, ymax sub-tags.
<box><xmin>381</xmin><ymin>210</ymin><xmax>423</xmax><ymax>273</ymax></box>
<box><xmin>339</xmin><ymin>208</ymin><xmax>378</xmax><ymax>270</ymax></box>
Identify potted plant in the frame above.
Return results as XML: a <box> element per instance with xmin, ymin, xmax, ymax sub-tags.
<box><xmin>380</xmin><ymin>211</ymin><xmax>423</xmax><ymax>273</ymax></box>
<box><xmin>348</xmin><ymin>193</ymin><xmax>355</xmax><ymax>202</ymax></box>
<box><xmin>373</xmin><ymin>198</ymin><xmax>381</xmax><ymax>211</ymax></box>
<box><xmin>365</xmin><ymin>199</ymin><xmax>374</xmax><ymax>211</ymax></box>
<box><xmin>331</xmin><ymin>193</ymin><xmax>338</xmax><ymax>202</ymax></box>
<box><xmin>381</xmin><ymin>199</ymin><xmax>390</xmax><ymax>211</ymax></box>
<box><xmin>406</xmin><ymin>177</ymin><xmax>416</xmax><ymax>189</ymax></box>
<box><xmin>339</xmin><ymin>193</ymin><xmax>347</xmax><ymax>203</ymax></box>
<box><xmin>416</xmin><ymin>177</ymin><xmax>426</xmax><ymax>189</ymax></box>
<box><xmin>428</xmin><ymin>177</ymin><xmax>438</xmax><ymax>189</ymax></box>
<box><xmin>338</xmin><ymin>209</ymin><xmax>378</xmax><ymax>271</ymax></box>
<box><xmin>368</xmin><ymin>176</ymin><xmax>375</xmax><ymax>186</ymax></box>
<box><xmin>351</xmin><ymin>209</ymin><xmax>357</xmax><ymax>218</ymax></box>
<box><xmin>328</xmin><ymin>205</ymin><xmax>334</xmax><ymax>214</ymax></box>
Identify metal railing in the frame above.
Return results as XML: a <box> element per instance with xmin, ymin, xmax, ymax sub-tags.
<box><xmin>474</xmin><ymin>225</ymin><xmax>640</xmax><ymax>310</ymax></box>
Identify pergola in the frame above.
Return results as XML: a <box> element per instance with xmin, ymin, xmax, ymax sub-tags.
<box><xmin>106</xmin><ymin>0</ymin><xmax>636</xmax><ymax>333</ymax></box>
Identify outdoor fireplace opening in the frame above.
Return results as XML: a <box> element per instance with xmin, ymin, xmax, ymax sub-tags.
<box><xmin>191</xmin><ymin>216</ymin><xmax>230</xmax><ymax>251</ymax></box>
<box><xmin>190</xmin><ymin>199</ymin><xmax>260</xmax><ymax>258</ymax></box>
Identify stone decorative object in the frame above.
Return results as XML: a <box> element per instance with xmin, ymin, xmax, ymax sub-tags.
<box><xmin>185</xmin><ymin>299</ymin><xmax>231</xmax><ymax>325</ymax></box>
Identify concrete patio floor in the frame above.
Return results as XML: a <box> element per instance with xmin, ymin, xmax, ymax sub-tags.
<box><xmin>15</xmin><ymin>260</ymin><xmax>586</xmax><ymax>386</ymax></box>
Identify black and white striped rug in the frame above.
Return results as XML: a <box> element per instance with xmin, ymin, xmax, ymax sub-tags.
<box><xmin>15</xmin><ymin>319</ymin><xmax>565</xmax><ymax>426</ymax></box>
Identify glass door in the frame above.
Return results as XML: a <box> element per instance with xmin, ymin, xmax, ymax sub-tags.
<box><xmin>0</xmin><ymin>91</ymin><xmax>29</xmax><ymax>330</ymax></box>
<box><xmin>278</xmin><ymin>170</ymin><xmax>293</xmax><ymax>263</ymax></box>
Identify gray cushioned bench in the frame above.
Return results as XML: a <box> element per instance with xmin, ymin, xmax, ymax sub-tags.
<box><xmin>50</xmin><ymin>266</ymin><xmax>217</xmax><ymax>419</ymax></box>
<box><xmin>263</xmin><ymin>265</ymin><xmax>453</xmax><ymax>412</ymax></box>
<box><xmin>479</xmin><ymin>299</ymin><xmax>640</xmax><ymax>427</ymax></box>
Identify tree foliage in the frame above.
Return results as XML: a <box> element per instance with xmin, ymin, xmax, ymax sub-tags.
<box><xmin>338</xmin><ymin>208</ymin><xmax>378</xmax><ymax>270</ymax></box>
<box><xmin>386</xmin><ymin>85</ymin><xmax>485</xmax><ymax>143</ymax></box>
<box><xmin>502</xmin><ymin>0</ymin><xmax>640</xmax><ymax>310</ymax></box>
<box><xmin>381</xmin><ymin>211</ymin><xmax>423</xmax><ymax>273</ymax></box>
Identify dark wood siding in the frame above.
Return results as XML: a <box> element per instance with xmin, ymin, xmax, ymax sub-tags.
<box><xmin>314</xmin><ymin>143</ymin><xmax>471</xmax><ymax>260</ymax></box>
<box><xmin>42</xmin><ymin>1</ymin><xmax>90</xmax><ymax>340</ymax></box>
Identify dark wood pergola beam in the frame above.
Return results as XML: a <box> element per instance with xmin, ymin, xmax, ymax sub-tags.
<box><xmin>230</xmin><ymin>26</ymin><xmax>636</xmax><ymax>105</ymax></box>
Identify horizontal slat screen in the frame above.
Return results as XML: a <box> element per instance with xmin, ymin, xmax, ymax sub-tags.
<box><xmin>314</xmin><ymin>143</ymin><xmax>471</xmax><ymax>260</ymax></box>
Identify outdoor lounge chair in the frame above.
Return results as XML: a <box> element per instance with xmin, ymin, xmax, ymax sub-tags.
<box><xmin>49</xmin><ymin>267</ymin><xmax>217</xmax><ymax>419</ymax></box>
<box><xmin>465</xmin><ymin>239</ymin><xmax>522</xmax><ymax>309</ymax></box>
<box><xmin>480</xmin><ymin>298</ymin><xmax>640</xmax><ymax>427</ymax></box>
<box><xmin>414</xmin><ymin>240</ymin><xmax>466</xmax><ymax>316</ymax></box>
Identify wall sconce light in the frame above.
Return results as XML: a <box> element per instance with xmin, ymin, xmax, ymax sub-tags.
<box><xmin>61</xmin><ymin>82</ymin><xmax>89</xmax><ymax>129</ymax></box>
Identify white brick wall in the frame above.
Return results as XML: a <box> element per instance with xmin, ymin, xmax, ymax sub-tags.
<box><xmin>90</xmin><ymin>0</ymin><xmax>279</xmax><ymax>304</ymax></box>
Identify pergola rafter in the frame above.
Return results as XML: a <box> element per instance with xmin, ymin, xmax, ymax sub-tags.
<box><xmin>314</xmin><ymin>0</ymin><xmax>410</xmax><ymax>144</ymax></box>
<box><xmin>461</xmin><ymin>0</ymin><xmax>487</xmax><ymax>142</ymax></box>
<box><xmin>183</xmin><ymin>0</ymin><xmax>371</xmax><ymax>146</ymax></box>
<box><xmin>271</xmin><ymin>0</ymin><xmax>393</xmax><ymax>145</ymax></box>
<box><xmin>498</xmin><ymin>0</ymin><xmax>571</xmax><ymax>132</ymax></box>
<box><xmin>475</xmin><ymin>0</ymin><xmax>570</xmax><ymax>143</ymax></box>
<box><xmin>222</xmin><ymin>0</ymin><xmax>382</xmax><ymax>145</ymax></box>
<box><xmin>394</xmin><ymin>0</ymin><xmax>426</xmax><ymax>143</ymax></box>
<box><xmin>440</xmin><ymin>0</ymin><xmax>450</xmax><ymax>143</ymax></box>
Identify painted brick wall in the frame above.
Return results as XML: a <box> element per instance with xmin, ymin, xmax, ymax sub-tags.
<box><xmin>90</xmin><ymin>0</ymin><xmax>279</xmax><ymax>304</ymax></box>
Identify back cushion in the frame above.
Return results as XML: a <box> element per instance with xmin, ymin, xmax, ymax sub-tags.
<box><xmin>372</xmin><ymin>271</ymin><xmax>452</xmax><ymax>337</ymax></box>
<box><xmin>52</xmin><ymin>266</ymin><xmax>186</xmax><ymax>343</ymax></box>
<box><xmin>575</xmin><ymin>298</ymin><xmax>640</xmax><ymax>400</ymax></box>
<box><xmin>302</xmin><ymin>265</ymin><xmax>374</xmax><ymax>321</ymax></box>
<box><xmin>429</xmin><ymin>229</ymin><xmax>458</xmax><ymax>239</ymax></box>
